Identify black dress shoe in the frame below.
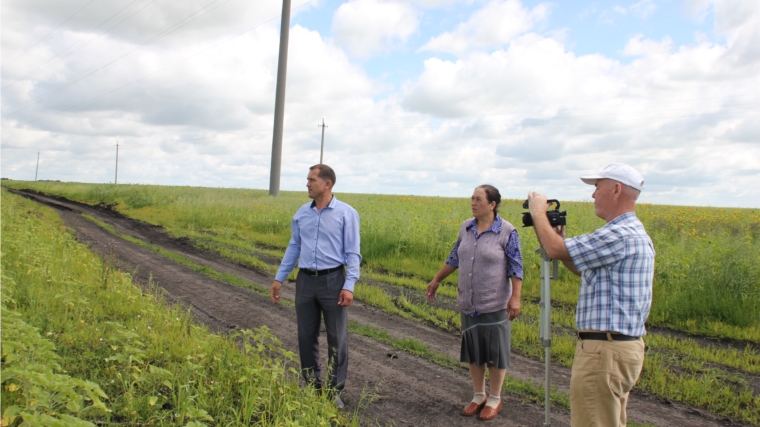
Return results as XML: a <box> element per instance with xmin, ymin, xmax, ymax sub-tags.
<box><xmin>334</xmin><ymin>396</ymin><xmax>346</xmax><ymax>410</ymax></box>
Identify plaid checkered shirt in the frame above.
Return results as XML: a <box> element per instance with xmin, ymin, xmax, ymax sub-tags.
<box><xmin>564</xmin><ymin>212</ymin><xmax>655</xmax><ymax>337</ymax></box>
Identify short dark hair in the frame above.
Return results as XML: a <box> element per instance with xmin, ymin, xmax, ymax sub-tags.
<box><xmin>476</xmin><ymin>184</ymin><xmax>501</xmax><ymax>215</ymax></box>
<box><xmin>310</xmin><ymin>164</ymin><xmax>336</xmax><ymax>186</ymax></box>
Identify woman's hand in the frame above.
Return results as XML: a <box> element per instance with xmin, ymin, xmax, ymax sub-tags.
<box><xmin>426</xmin><ymin>280</ymin><xmax>440</xmax><ymax>303</ymax></box>
<box><xmin>427</xmin><ymin>264</ymin><xmax>456</xmax><ymax>303</ymax></box>
<box><xmin>507</xmin><ymin>295</ymin><xmax>521</xmax><ymax>320</ymax></box>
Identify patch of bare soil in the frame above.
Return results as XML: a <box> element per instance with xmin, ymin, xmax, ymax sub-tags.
<box><xmin>12</xmin><ymin>188</ymin><xmax>753</xmax><ymax>427</ymax></box>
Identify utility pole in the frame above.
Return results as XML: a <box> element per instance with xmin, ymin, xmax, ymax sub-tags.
<box><xmin>115</xmin><ymin>142</ymin><xmax>120</xmax><ymax>184</ymax></box>
<box><xmin>319</xmin><ymin>118</ymin><xmax>328</xmax><ymax>164</ymax></box>
<box><xmin>35</xmin><ymin>152</ymin><xmax>40</xmax><ymax>181</ymax></box>
<box><xmin>268</xmin><ymin>0</ymin><xmax>292</xmax><ymax>197</ymax></box>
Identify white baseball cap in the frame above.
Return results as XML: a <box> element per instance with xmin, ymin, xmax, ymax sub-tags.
<box><xmin>580</xmin><ymin>163</ymin><xmax>645</xmax><ymax>192</ymax></box>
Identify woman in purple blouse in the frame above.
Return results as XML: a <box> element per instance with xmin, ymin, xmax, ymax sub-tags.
<box><xmin>426</xmin><ymin>184</ymin><xmax>524</xmax><ymax>421</ymax></box>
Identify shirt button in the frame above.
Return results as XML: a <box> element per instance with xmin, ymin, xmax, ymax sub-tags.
<box><xmin>469</xmin><ymin>273</ymin><xmax>472</xmax><ymax>276</ymax></box>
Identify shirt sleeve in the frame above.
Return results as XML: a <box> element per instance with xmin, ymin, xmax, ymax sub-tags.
<box><xmin>342</xmin><ymin>207</ymin><xmax>362</xmax><ymax>292</ymax></box>
<box><xmin>274</xmin><ymin>212</ymin><xmax>302</xmax><ymax>283</ymax></box>
<box><xmin>505</xmin><ymin>229</ymin><xmax>523</xmax><ymax>280</ymax></box>
<box><xmin>445</xmin><ymin>238</ymin><xmax>461</xmax><ymax>269</ymax></box>
<box><xmin>564</xmin><ymin>225</ymin><xmax>626</xmax><ymax>272</ymax></box>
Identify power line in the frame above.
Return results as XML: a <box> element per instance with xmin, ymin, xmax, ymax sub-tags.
<box><xmin>1</xmin><ymin>0</ymin><xmax>97</xmax><ymax>70</ymax></box>
<box><xmin>163</xmin><ymin>104</ymin><xmax>757</xmax><ymax>138</ymax></box>
<box><xmin>2</xmin><ymin>0</ymin><xmax>751</xmax><ymax>133</ymax></box>
<box><xmin>322</xmin><ymin>94</ymin><xmax>760</xmax><ymax>121</ymax></box>
<box><xmin>4</xmin><ymin>105</ymin><xmax>754</xmax><ymax>159</ymax></box>
<box><xmin>1</xmin><ymin>0</ymin><xmax>150</xmax><ymax>92</ymax></box>
<box><xmin>2</xmin><ymin>0</ymin><xmax>236</xmax><ymax>118</ymax></box>
<box><xmin>303</xmin><ymin>107</ymin><xmax>758</xmax><ymax>132</ymax></box>
<box><xmin>11</xmin><ymin>1</ymin><xmax>317</xmax><ymax>128</ymax></box>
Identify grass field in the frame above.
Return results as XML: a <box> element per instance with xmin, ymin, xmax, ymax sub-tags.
<box><xmin>1</xmin><ymin>190</ymin><xmax>355</xmax><ymax>426</ymax></box>
<box><xmin>3</xmin><ymin>180</ymin><xmax>760</xmax><ymax>424</ymax></box>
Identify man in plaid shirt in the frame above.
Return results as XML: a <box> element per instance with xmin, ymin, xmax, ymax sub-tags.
<box><xmin>527</xmin><ymin>163</ymin><xmax>655</xmax><ymax>427</ymax></box>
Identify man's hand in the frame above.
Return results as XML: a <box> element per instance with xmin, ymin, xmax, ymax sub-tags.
<box><xmin>527</xmin><ymin>191</ymin><xmax>574</xmax><ymax>263</ymax></box>
<box><xmin>426</xmin><ymin>280</ymin><xmax>439</xmax><ymax>303</ymax></box>
<box><xmin>270</xmin><ymin>281</ymin><xmax>282</xmax><ymax>304</ymax></box>
<box><xmin>527</xmin><ymin>193</ymin><xmax>567</xmax><ymax>238</ymax></box>
<box><xmin>527</xmin><ymin>191</ymin><xmax>549</xmax><ymax>220</ymax></box>
<box><xmin>338</xmin><ymin>290</ymin><xmax>354</xmax><ymax>307</ymax></box>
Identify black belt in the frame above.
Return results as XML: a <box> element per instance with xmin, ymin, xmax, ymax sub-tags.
<box><xmin>577</xmin><ymin>332</ymin><xmax>640</xmax><ymax>341</ymax></box>
<box><xmin>300</xmin><ymin>266</ymin><xmax>344</xmax><ymax>276</ymax></box>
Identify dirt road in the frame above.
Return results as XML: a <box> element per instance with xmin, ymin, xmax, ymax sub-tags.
<box><xmin>13</xmin><ymin>189</ymin><xmax>747</xmax><ymax>427</ymax></box>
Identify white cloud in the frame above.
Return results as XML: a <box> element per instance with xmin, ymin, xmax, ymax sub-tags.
<box><xmin>420</xmin><ymin>0</ymin><xmax>549</xmax><ymax>55</ymax></box>
<box><xmin>2</xmin><ymin>0</ymin><xmax>760</xmax><ymax>207</ymax></box>
<box><xmin>629</xmin><ymin>0</ymin><xmax>658</xmax><ymax>19</ymax></box>
<box><xmin>408</xmin><ymin>34</ymin><xmax>623</xmax><ymax>116</ymax></box>
<box><xmin>682</xmin><ymin>0</ymin><xmax>712</xmax><ymax>22</ymax></box>
<box><xmin>407</xmin><ymin>0</ymin><xmax>468</xmax><ymax>7</ymax></box>
<box><xmin>622</xmin><ymin>35</ymin><xmax>673</xmax><ymax>57</ymax></box>
<box><xmin>599</xmin><ymin>0</ymin><xmax>658</xmax><ymax>24</ymax></box>
<box><xmin>712</xmin><ymin>0</ymin><xmax>760</xmax><ymax>67</ymax></box>
<box><xmin>332</xmin><ymin>0</ymin><xmax>419</xmax><ymax>58</ymax></box>
<box><xmin>1</xmin><ymin>2</ymin><xmax>383</xmax><ymax>189</ymax></box>
<box><xmin>403</xmin><ymin>1</ymin><xmax>760</xmax><ymax>205</ymax></box>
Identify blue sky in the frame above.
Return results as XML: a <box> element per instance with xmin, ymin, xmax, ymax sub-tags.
<box><xmin>2</xmin><ymin>0</ymin><xmax>759</xmax><ymax>207</ymax></box>
<box><xmin>292</xmin><ymin>0</ymin><xmax>716</xmax><ymax>93</ymax></box>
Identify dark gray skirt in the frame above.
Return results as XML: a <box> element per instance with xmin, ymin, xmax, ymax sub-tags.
<box><xmin>460</xmin><ymin>310</ymin><xmax>511</xmax><ymax>369</ymax></box>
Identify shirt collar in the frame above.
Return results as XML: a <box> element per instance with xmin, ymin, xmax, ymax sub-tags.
<box><xmin>466</xmin><ymin>214</ymin><xmax>503</xmax><ymax>234</ymax></box>
<box><xmin>608</xmin><ymin>211</ymin><xmax>637</xmax><ymax>225</ymax></box>
<box><xmin>310</xmin><ymin>195</ymin><xmax>336</xmax><ymax>210</ymax></box>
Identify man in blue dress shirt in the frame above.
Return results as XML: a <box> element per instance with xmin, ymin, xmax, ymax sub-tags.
<box><xmin>269</xmin><ymin>164</ymin><xmax>361</xmax><ymax>408</ymax></box>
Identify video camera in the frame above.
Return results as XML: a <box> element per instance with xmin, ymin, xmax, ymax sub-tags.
<box><xmin>521</xmin><ymin>199</ymin><xmax>567</xmax><ymax>228</ymax></box>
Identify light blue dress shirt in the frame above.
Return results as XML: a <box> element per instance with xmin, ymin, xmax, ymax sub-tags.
<box><xmin>274</xmin><ymin>196</ymin><xmax>362</xmax><ymax>292</ymax></box>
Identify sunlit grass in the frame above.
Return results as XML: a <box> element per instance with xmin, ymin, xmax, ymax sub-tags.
<box><xmin>7</xmin><ymin>180</ymin><xmax>758</xmax><ymax>340</ymax></box>
<box><xmin>1</xmin><ymin>190</ymin><xmax>355</xmax><ymax>426</ymax></box>
<box><xmin>3</xmin><ymin>181</ymin><xmax>760</xmax><ymax>424</ymax></box>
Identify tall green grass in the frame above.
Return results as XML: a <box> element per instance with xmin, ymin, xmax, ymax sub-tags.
<box><xmin>1</xmin><ymin>189</ymin><xmax>355</xmax><ymax>426</ymax></box>
<box><xmin>352</xmin><ymin>280</ymin><xmax>760</xmax><ymax>424</ymax></box>
<box><xmin>6</xmin><ymin>181</ymin><xmax>758</xmax><ymax>340</ymax></box>
<box><xmin>4</xmin><ymin>182</ymin><xmax>760</xmax><ymax>424</ymax></box>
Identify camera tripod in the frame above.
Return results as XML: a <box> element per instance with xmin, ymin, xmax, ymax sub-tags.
<box><xmin>537</xmin><ymin>247</ymin><xmax>559</xmax><ymax>426</ymax></box>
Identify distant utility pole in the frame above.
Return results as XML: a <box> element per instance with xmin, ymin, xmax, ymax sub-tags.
<box><xmin>115</xmin><ymin>142</ymin><xmax>120</xmax><ymax>185</ymax></box>
<box><xmin>319</xmin><ymin>118</ymin><xmax>328</xmax><ymax>163</ymax></box>
<box><xmin>35</xmin><ymin>151</ymin><xmax>40</xmax><ymax>181</ymax></box>
<box><xmin>268</xmin><ymin>0</ymin><xmax>292</xmax><ymax>197</ymax></box>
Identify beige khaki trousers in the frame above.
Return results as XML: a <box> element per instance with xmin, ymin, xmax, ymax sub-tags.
<box><xmin>569</xmin><ymin>338</ymin><xmax>645</xmax><ymax>427</ymax></box>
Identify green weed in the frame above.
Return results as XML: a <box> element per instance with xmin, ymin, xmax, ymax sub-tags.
<box><xmin>1</xmin><ymin>190</ymin><xmax>354</xmax><ymax>426</ymax></box>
